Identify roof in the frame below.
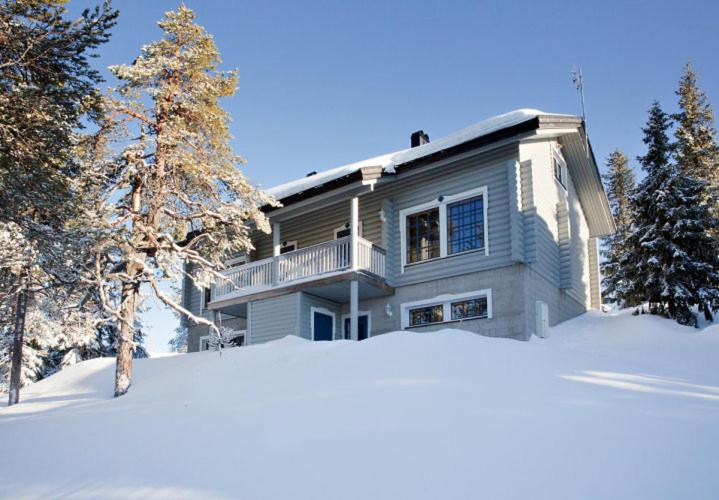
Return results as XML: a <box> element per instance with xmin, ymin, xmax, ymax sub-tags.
<box><xmin>260</xmin><ymin>108</ymin><xmax>615</xmax><ymax>237</ymax></box>
<box><xmin>265</xmin><ymin>108</ymin><xmax>559</xmax><ymax>200</ymax></box>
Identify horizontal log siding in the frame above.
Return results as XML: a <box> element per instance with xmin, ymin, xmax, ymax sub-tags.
<box><xmin>386</xmin><ymin>144</ymin><xmax>518</xmax><ymax>287</ymax></box>
<box><xmin>248</xmin><ymin>293</ymin><xmax>299</xmax><ymax>344</ymax></box>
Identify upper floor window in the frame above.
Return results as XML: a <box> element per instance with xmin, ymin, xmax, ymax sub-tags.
<box><xmin>279</xmin><ymin>241</ymin><xmax>297</xmax><ymax>254</ymax></box>
<box><xmin>447</xmin><ymin>195</ymin><xmax>485</xmax><ymax>255</ymax></box>
<box><xmin>400</xmin><ymin>186</ymin><xmax>489</xmax><ymax>270</ymax></box>
<box><xmin>552</xmin><ymin>145</ymin><xmax>568</xmax><ymax>189</ymax></box>
<box><xmin>406</xmin><ymin>207</ymin><xmax>440</xmax><ymax>264</ymax></box>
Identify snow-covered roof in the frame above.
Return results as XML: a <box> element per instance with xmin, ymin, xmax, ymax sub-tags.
<box><xmin>265</xmin><ymin>108</ymin><xmax>567</xmax><ymax>201</ymax></box>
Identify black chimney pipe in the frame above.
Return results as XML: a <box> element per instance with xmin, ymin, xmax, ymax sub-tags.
<box><xmin>410</xmin><ymin>130</ymin><xmax>430</xmax><ymax>148</ymax></box>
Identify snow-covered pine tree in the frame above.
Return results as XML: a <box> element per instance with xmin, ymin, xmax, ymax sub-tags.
<box><xmin>601</xmin><ymin>149</ymin><xmax>638</xmax><ymax>306</ymax></box>
<box><xmin>0</xmin><ymin>0</ymin><xmax>117</xmax><ymax>405</ymax></box>
<box><xmin>93</xmin><ymin>5</ymin><xmax>273</xmax><ymax>397</ymax></box>
<box><xmin>674</xmin><ymin>62</ymin><xmax>719</xmax><ymax>202</ymax></box>
<box><xmin>628</xmin><ymin>101</ymin><xmax>719</xmax><ymax>325</ymax></box>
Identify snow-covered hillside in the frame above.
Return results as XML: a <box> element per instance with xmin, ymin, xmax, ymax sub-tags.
<box><xmin>1</xmin><ymin>311</ymin><xmax>718</xmax><ymax>499</ymax></box>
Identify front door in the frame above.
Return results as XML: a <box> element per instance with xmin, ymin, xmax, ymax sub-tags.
<box><xmin>344</xmin><ymin>314</ymin><xmax>369</xmax><ymax>341</ymax></box>
<box><xmin>312</xmin><ymin>308</ymin><xmax>335</xmax><ymax>341</ymax></box>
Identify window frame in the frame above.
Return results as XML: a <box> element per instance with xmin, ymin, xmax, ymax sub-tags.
<box><xmin>401</xmin><ymin>289</ymin><xmax>493</xmax><ymax>329</ymax></box>
<box><xmin>279</xmin><ymin>240</ymin><xmax>298</xmax><ymax>254</ymax></box>
<box><xmin>399</xmin><ymin>186</ymin><xmax>489</xmax><ymax>271</ymax></box>
<box><xmin>552</xmin><ymin>144</ymin><xmax>568</xmax><ymax>189</ymax></box>
<box><xmin>333</xmin><ymin>221</ymin><xmax>363</xmax><ymax>240</ymax></box>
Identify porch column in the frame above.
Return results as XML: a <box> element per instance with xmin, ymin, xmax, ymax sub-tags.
<box><xmin>350</xmin><ymin>196</ymin><xmax>359</xmax><ymax>270</ymax></box>
<box><xmin>350</xmin><ymin>279</ymin><xmax>359</xmax><ymax>341</ymax></box>
<box><xmin>272</xmin><ymin>222</ymin><xmax>281</xmax><ymax>285</ymax></box>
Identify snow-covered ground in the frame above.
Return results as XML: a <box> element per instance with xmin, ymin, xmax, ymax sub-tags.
<box><xmin>1</xmin><ymin>310</ymin><xmax>718</xmax><ymax>499</ymax></box>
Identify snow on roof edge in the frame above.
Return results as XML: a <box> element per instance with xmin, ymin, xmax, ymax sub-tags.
<box><xmin>264</xmin><ymin>108</ymin><xmax>571</xmax><ymax>201</ymax></box>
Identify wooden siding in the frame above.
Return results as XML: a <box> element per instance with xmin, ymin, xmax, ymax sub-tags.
<box><xmin>588</xmin><ymin>237</ymin><xmax>602</xmax><ymax>309</ymax></box>
<box><xmin>387</xmin><ymin>144</ymin><xmax>518</xmax><ymax>286</ymax></box>
<box><xmin>507</xmin><ymin>160</ymin><xmax>525</xmax><ymax>262</ymax></box>
<box><xmin>248</xmin><ymin>293</ymin><xmax>298</xmax><ymax>344</ymax></box>
<box><xmin>557</xmin><ymin>200</ymin><xmax>571</xmax><ymax>289</ymax></box>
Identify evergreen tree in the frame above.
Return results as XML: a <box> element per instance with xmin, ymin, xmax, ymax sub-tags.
<box><xmin>0</xmin><ymin>0</ymin><xmax>117</xmax><ymax>405</ymax></box>
<box><xmin>628</xmin><ymin>101</ymin><xmax>719</xmax><ymax>325</ymax></box>
<box><xmin>674</xmin><ymin>62</ymin><xmax>719</xmax><ymax>198</ymax></box>
<box><xmin>601</xmin><ymin>149</ymin><xmax>637</xmax><ymax>305</ymax></box>
<box><xmin>91</xmin><ymin>6</ymin><xmax>273</xmax><ymax>397</ymax></box>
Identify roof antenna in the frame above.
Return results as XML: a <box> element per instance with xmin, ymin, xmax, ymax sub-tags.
<box><xmin>571</xmin><ymin>66</ymin><xmax>590</xmax><ymax>158</ymax></box>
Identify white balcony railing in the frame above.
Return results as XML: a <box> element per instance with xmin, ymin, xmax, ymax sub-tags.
<box><xmin>212</xmin><ymin>236</ymin><xmax>386</xmax><ymax>302</ymax></box>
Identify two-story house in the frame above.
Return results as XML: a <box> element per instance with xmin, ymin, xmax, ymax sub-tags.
<box><xmin>181</xmin><ymin>109</ymin><xmax>615</xmax><ymax>351</ymax></box>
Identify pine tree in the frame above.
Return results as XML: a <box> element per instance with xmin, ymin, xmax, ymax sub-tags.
<box><xmin>629</xmin><ymin>101</ymin><xmax>719</xmax><ymax>325</ymax></box>
<box><xmin>91</xmin><ymin>5</ymin><xmax>273</xmax><ymax>397</ymax></box>
<box><xmin>601</xmin><ymin>149</ymin><xmax>637</xmax><ymax>305</ymax></box>
<box><xmin>674</xmin><ymin>62</ymin><xmax>719</xmax><ymax>198</ymax></box>
<box><xmin>0</xmin><ymin>0</ymin><xmax>117</xmax><ymax>405</ymax></box>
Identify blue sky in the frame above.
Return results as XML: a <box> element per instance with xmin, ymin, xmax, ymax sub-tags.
<box><xmin>70</xmin><ymin>0</ymin><xmax>718</xmax><ymax>352</ymax></box>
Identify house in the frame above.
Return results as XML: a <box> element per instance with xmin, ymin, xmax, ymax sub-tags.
<box><xmin>180</xmin><ymin>109</ymin><xmax>615</xmax><ymax>351</ymax></box>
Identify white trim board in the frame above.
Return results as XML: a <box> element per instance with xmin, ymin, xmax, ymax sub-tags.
<box><xmin>310</xmin><ymin>306</ymin><xmax>337</xmax><ymax>341</ymax></box>
<box><xmin>400</xmin><ymin>288</ymin><xmax>493</xmax><ymax>329</ymax></box>
<box><xmin>399</xmin><ymin>185</ymin><xmax>489</xmax><ymax>272</ymax></box>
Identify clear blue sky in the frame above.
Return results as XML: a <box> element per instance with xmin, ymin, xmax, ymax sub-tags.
<box><xmin>70</xmin><ymin>0</ymin><xmax>718</xmax><ymax>352</ymax></box>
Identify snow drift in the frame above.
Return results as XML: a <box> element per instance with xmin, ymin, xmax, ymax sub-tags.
<box><xmin>1</xmin><ymin>310</ymin><xmax>718</xmax><ymax>499</ymax></box>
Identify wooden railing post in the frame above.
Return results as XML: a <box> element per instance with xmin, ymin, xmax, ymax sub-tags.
<box><xmin>351</xmin><ymin>196</ymin><xmax>359</xmax><ymax>270</ymax></box>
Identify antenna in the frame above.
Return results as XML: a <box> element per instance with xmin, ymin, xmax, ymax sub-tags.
<box><xmin>571</xmin><ymin>66</ymin><xmax>590</xmax><ymax>158</ymax></box>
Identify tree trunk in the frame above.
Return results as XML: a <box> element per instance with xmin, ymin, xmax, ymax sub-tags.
<box><xmin>8</xmin><ymin>273</ymin><xmax>29</xmax><ymax>406</ymax></box>
<box><xmin>114</xmin><ymin>279</ymin><xmax>139</xmax><ymax>397</ymax></box>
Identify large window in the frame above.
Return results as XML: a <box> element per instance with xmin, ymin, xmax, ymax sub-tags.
<box><xmin>402</xmin><ymin>289</ymin><xmax>492</xmax><ymax>329</ymax></box>
<box><xmin>447</xmin><ymin>195</ymin><xmax>485</xmax><ymax>255</ymax></box>
<box><xmin>400</xmin><ymin>186</ymin><xmax>488</xmax><ymax>269</ymax></box>
<box><xmin>406</xmin><ymin>207</ymin><xmax>440</xmax><ymax>264</ymax></box>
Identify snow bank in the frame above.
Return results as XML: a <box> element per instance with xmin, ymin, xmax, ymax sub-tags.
<box><xmin>1</xmin><ymin>310</ymin><xmax>718</xmax><ymax>499</ymax></box>
<box><xmin>266</xmin><ymin>109</ymin><xmax>563</xmax><ymax>200</ymax></box>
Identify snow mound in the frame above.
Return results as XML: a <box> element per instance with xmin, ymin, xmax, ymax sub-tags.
<box><xmin>266</xmin><ymin>109</ymin><xmax>563</xmax><ymax>200</ymax></box>
<box><xmin>1</xmin><ymin>312</ymin><xmax>718</xmax><ymax>499</ymax></box>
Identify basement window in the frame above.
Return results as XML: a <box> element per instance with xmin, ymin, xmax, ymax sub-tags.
<box><xmin>401</xmin><ymin>289</ymin><xmax>492</xmax><ymax>329</ymax></box>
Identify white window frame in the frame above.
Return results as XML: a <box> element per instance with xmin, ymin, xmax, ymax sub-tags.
<box><xmin>340</xmin><ymin>310</ymin><xmax>372</xmax><ymax>340</ymax></box>
<box><xmin>552</xmin><ymin>143</ymin><xmax>568</xmax><ymax>189</ymax></box>
<box><xmin>310</xmin><ymin>306</ymin><xmax>337</xmax><ymax>341</ymax></box>
<box><xmin>399</xmin><ymin>186</ymin><xmax>489</xmax><ymax>271</ymax></box>
<box><xmin>199</xmin><ymin>335</ymin><xmax>210</xmax><ymax>351</ymax></box>
<box><xmin>401</xmin><ymin>289</ymin><xmax>493</xmax><ymax>329</ymax></box>
<box><xmin>279</xmin><ymin>240</ymin><xmax>298</xmax><ymax>254</ymax></box>
<box><xmin>199</xmin><ymin>330</ymin><xmax>246</xmax><ymax>351</ymax></box>
<box><xmin>333</xmin><ymin>221</ymin><xmax>363</xmax><ymax>239</ymax></box>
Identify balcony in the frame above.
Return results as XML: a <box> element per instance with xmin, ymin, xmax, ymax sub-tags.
<box><xmin>211</xmin><ymin>236</ymin><xmax>386</xmax><ymax>303</ymax></box>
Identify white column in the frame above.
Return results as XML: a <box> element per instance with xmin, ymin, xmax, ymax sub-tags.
<box><xmin>272</xmin><ymin>222</ymin><xmax>281</xmax><ymax>257</ymax></box>
<box><xmin>272</xmin><ymin>222</ymin><xmax>281</xmax><ymax>285</ymax></box>
<box><xmin>350</xmin><ymin>196</ymin><xmax>359</xmax><ymax>270</ymax></box>
<box><xmin>350</xmin><ymin>280</ymin><xmax>359</xmax><ymax>341</ymax></box>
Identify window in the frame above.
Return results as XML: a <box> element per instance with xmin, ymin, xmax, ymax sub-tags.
<box><xmin>451</xmin><ymin>296</ymin><xmax>488</xmax><ymax>321</ymax></box>
<box><xmin>409</xmin><ymin>304</ymin><xmax>444</xmax><ymax>326</ymax></box>
<box><xmin>447</xmin><ymin>196</ymin><xmax>485</xmax><ymax>255</ymax></box>
<box><xmin>334</xmin><ymin>221</ymin><xmax>363</xmax><ymax>239</ymax></box>
<box><xmin>401</xmin><ymin>289</ymin><xmax>492</xmax><ymax>328</ymax></box>
<box><xmin>199</xmin><ymin>331</ymin><xmax>245</xmax><ymax>351</ymax></box>
<box><xmin>279</xmin><ymin>241</ymin><xmax>297</xmax><ymax>254</ymax></box>
<box><xmin>406</xmin><ymin>207</ymin><xmax>440</xmax><ymax>264</ymax></box>
<box><xmin>202</xmin><ymin>287</ymin><xmax>211</xmax><ymax>308</ymax></box>
<box><xmin>399</xmin><ymin>186</ymin><xmax>488</xmax><ymax>270</ymax></box>
<box><xmin>552</xmin><ymin>145</ymin><xmax>567</xmax><ymax>188</ymax></box>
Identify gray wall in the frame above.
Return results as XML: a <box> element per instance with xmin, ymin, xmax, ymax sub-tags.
<box><xmin>248</xmin><ymin>293</ymin><xmax>299</xmax><ymax>344</ymax></box>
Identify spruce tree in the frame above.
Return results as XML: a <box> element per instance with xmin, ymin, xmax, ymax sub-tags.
<box><xmin>91</xmin><ymin>6</ymin><xmax>273</xmax><ymax>397</ymax></box>
<box><xmin>601</xmin><ymin>149</ymin><xmax>637</xmax><ymax>305</ymax></box>
<box><xmin>0</xmin><ymin>0</ymin><xmax>117</xmax><ymax>405</ymax></box>
<box><xmin>674</xmin><ymin>62</ymin><xmax>719</xmax><ymax>198</ymax></box>
<box><xmin>629</xmin><ymin>102</ymin><xmax>719</xmax><ymax>325</ymax></box>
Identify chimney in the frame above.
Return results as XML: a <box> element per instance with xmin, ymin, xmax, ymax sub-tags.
<box><xmin>410</xmin><ymin>130</ymin><xmax>430</xmax><ymax>148</ymax></box>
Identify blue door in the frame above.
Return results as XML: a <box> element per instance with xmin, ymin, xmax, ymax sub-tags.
<box><xmin>313</xmin><ymin>310</ymin><xmax>334</xmax><ymax>341</ymax></box>
<box><xmin>344</xmin><ymin>315</ymin><xmax>369</xmax><ymax>340</ymax></box>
